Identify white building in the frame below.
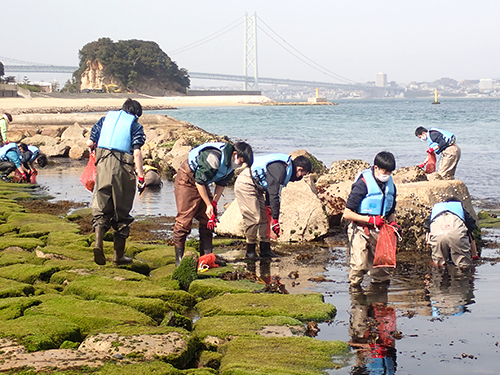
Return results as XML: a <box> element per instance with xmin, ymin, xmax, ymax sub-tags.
<box><xmin>479</xmin><ymin>79</ymin><xmax>493</xmax><ymax>92</ymax></box>
<box><xmin>375</xmin><ymin>72</ymin><xmax>387</xmax><ymax>87</ymax></box>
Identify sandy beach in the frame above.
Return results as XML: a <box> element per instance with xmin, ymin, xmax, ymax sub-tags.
<box><xmin>0</xmin><ymin>94</ymin><xmax>273</xmax><ymax>113</ymax></box>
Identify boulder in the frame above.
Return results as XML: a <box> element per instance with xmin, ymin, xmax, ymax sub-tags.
<box><xmin>21</xmin><ymin>134</ymin><xmax>58</xmax><ymax>147</ymax></box>
<box><xmin>217</xmin><ymin>176</ymin><xmax>329</xmax><ymax>243</ymax></box>
<box><xmin>40</xmin><ymin>143</ymin><xmax>70</xmax><ymax>157</ymax></box>
<box><xmin>164</xmin><ymin>138</ymin><xmax>191</xmax><ymax>171</ymax></box>
<box><xmin>60</xmin><ymin>123</ymin><xmax>87</xmax><ymax>142</ymax></box>
<box><xmin>40</xmin><ymin>126</ymin><xmax>67</xmax><ymax>138</ymax></box>
<box><xmin>316</xmin><ymin>159</ymin><xmax>369</xmax><ymax>187</ymax></box>
<box><xmin>68</xmin><ymin>142</ymin><xmax>89</xmax><ymax>160</ymax></box>
<box><xmin>392</xmin><ymin>166</ymin><xmax>427</xmax><ymax>184</ymax></box>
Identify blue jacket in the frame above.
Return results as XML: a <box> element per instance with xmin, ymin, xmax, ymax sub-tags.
<box><xmin>27</xmin><ymin>145</ymin><xmax>40</xmax><ymax>163</ymax></box>
<box><xmin>188</xmin><ymin>142</ymin><xmax>234</xmax><ymax>184</ymax></box>
<box><xmin>0</xmin><ymin>143</ymin><xmax>21</xmax><ymax>168</ymax></box>
<box><xmin>97</xmin><ymin>110</ymin><xmax>136</xmax><ymax>154</ymax></box>
<box><xmin>251</xmin><ymin>154</ymin><xmax>293</xmax><ymax>190</ymax></box>
<box><xmin>431</xmin><ymin>201</ymin><xmax>465</xmax><ymax>222</ymax></box>
<box><xmin>358</xmin><ymin>169</ymin><xmax>396</xmax><ymax>217</ymax></box>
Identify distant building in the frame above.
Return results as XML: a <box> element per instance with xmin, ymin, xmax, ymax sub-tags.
<box><xmin>375</xmin><ymin>72</ymin><xmax>387</xmax><ymax>87</ymax></box>
<box><xmin>479</xmin><ymin>79</ymin><xmax>493</xmax><ymax>92</ymax></box>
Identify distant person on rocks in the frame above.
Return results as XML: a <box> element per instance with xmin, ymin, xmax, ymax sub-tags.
<box><xmin>343</xmin><ymin>151</ymin><xmax>401</xmax><ymax>288</ymax></box>
<box><xmin>173</xmin><ymin>141</ymin><xmax>253</xmax><ymax>267</ymax></box>
<box><xmin>143</xmin><ymin>165</ymin><xmax>162</xmax><ymax>187</ymax></box>
<box><xmin>423</xmin><ymin>197</ymin><xmax>477</xmax><ymax>267</ymax></box>
<box><xmin>0</xmin><ymin>113</ymin><xmax>12</xmax><ymax>146</ymax></box>
<box><xmin>415</xmin><ymin>126</ymin><xmax>460</xmax><ymax>180</ymax></box>
<box><xmin>0</xmin><ymin>142</ymin><xmax>30</xmax><ymax>182</ymax></box>
<box><xmin>234</xmin><ymin>154</ymin><xmax>312</xmax><ymax>260</ymax></box>
<box><xmin>86</xmin><ymin>98</ymin><xmax>146</xmax><ymax>266</ymax></box>
<box><xmin>18</xmin><ymin>143</ymin><xmax>48</xmax><ymax>176</ymax></box>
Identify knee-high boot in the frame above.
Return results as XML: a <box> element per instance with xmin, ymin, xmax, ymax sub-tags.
<box><xmin>245</xmin><ymin>243</ymin><xmax>259</xmax><ymax>260</ymax></box>
<box><xmin>113</xmin><ymin>233</ymin><xmax>133</xmax><ymax>265</ymax></box>
<box><xmin>199</xmin><ymin>226</ymin><xmax>213</xmax><ymax>256</ymax></box>
<box><xmin>93</xmin><ymin>226</ymin><xmax>106</xmax><ymax>265</ymax></box>
<box><xmin>175</xmin><ymin>247</ymin><xmax>184</xmax><ymax>267</ymax></box>
<box><xmin>260</xmin><ymin>241</ymin><xmax>279</xmax><ymax>258</ymax></box>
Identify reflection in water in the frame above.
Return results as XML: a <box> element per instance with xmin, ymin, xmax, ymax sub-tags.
<box><xmin>348</xmin><ymin>284</ymin><xmax>397</xmax><ymax>375</ymax></box>
<box><xmin>424</xmin><ymin>266</ymin><xmax>475</xmax><ymax>317</ymax></box>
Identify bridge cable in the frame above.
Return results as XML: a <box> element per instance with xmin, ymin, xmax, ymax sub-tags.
<box><xmin>256</xmin><ymin>16</ymin><xmax>356</xmax><ymax>84</ymax></box>
<box><xmin>170</xmin><ymin>18</ymin><xmax>244</xmax><ymax>55</ymax></box>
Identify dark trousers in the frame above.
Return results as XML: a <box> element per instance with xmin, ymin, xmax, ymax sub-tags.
<box><xmin>0</xmin><ymin>161</ymin><xmax>16</xmax><ymax>177</ymax></box>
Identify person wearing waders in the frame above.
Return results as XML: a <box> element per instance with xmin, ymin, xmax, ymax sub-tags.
<box><xmin>173</xmin><ymin>141</ymin><xmax>253</xmax><ymax>266</ymax></box>
<box><xmin>234</xmin><ymin>154</ymin><xmax>312</xmax><ymax>260</ymax></box>
<box><xmin>415</xmin><ymin>126</ymin><xmax>460</xmax><ymax>180</ymax></box>
<box><xmin>86</xmin><ymin>98</ymin><xmax>146</xmax><ymax>266</ymax></box>
<box><xmin>424</xmin><ymin>197</ymin><xmax>478</xmax><ymax>267</ymax></box>
<box><xmin>342</xmin><ymin>152</ymin><xmax>401</xmax><ymax>288</ymax></box>
<box><xmin>0</xmin><ymin>113</ymin><xmax>12</xmax><ymax>146</ymax></box>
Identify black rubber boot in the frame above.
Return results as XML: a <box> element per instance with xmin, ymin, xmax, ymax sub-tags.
<box><xmin>113</xmin><ymin>234</ymin><xmax>133</xmax><ymax>265</ymax></box>
<box><xmin>93</xmin><ymin>226</ymin><xmax>106</xmax><ymax>265</ymax></box>
<box><xmin>199</xmin><ymin>226</ymin><xmax>213</xmax><ymax>256</ymax></box>
<box><xmin>245</xmin><ymin>243</ymin><xmax>259</xmax><ymax>260</ymax></box>
<box><xmin>260</xmin><ymin>241</ymin><xmax>279</xmax><ymax>258</ymax></box>
<box><xmin>175</xmin><ymin>247</ymin><xmax>184</xmax><ymax>267</ymax></box>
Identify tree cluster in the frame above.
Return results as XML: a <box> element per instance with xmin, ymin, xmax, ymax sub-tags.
<box><xmin>73</xmin><ymin>38</ymin><xmax>190</xmax><ymax>93</ymax></box>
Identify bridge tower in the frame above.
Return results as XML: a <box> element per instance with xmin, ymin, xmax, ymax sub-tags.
<box><xmin>244</xmin><ymin>12</ymin><xmax>259</xmax><ymax>91</ymax></box>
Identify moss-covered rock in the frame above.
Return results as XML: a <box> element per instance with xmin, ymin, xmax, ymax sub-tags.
<box><xmin>98</xmin><ymin>295</ymin><xmax>177</xmax><ymax>322</ymax></box>
<box><xmin>7</xmin><ymin>212</ymin><xmax>80</xmax><ymax>235</ymax></box>
<box><xmin>219</xmin><ymin>336</ymin><xmax>349</xmax><ymax>375</ymax></box>
<box><xmin>189</xmin><ymin>278</ymin><xmax>265</xmax><ymax>299</ymax></box>
<box><xmin>0</xmin><ymin>314</ymin><xmax>81</xmax><ymax>352</ymax></box>
<box><xmin>64</xmin><ymin>275</ymin><xmax>198</xmax><ymax>307</ymax></box>
<box><xmin>199</xmin><ymin>350</ymin><xmax>223</xmax><ymax>370</ymax></box>
<box><xmin>94</xmin><ymin>361</ymin><xmax>182</xmax><ymax>375</ymax></box>
<box><xmin>172</xmin><ymin>256</ymin><xmax>198</xmax><ymax>291</ymax></box>
<box><xmin>46</xmin><ymin>231</ymin><xmax>91</xmax><ymax>247</ymax></box>
<box><xmin>133</xmin><ymin>246</ymin><xmax>176</xmax><ymax>269</ymax></box>
<box><xmin>477</xmin><ymin>210</ymin><xmax>500</xmax><ymax>228</ymax></box>
<box><xmin>0</xmin><ymin>263</ymin><xmax>60</xmax><ymax>284</ymax></box>
<box><xmin>0</xmin><ymin>277</ymin><xmax>35</xmax><ymax>298</ymax></box>
<box><xmin>0</xmin><ymin>236</ymin><xmax>44</xmax><ymax>250</ymax></box>
<box><xmin>25</xmin><ymin>295</ymin><xmax>155</xmax><ymax>336</ymax></box>
<box><xmin>161</xmin><ymin>311</ymin><xmax>192</xmax><ymax>331</ymax></box>
<box><xmin>196</xmin><ymin>293</ymin><xmax>336</xmax><ymax>322</ymax></box>
<box><xmin>193</xmin><ymin>315</ymin><xmax>305</xmax><ymax>341</ymax></box>
<box><xmin>0</xmin><ymin>296</ymin><xmax>41</xmax><ymax>320</ymax></box>
<box><xmin>0</xmin><ymin>247</ymin><xmax>37</xmax><ymax>266</ymax></box>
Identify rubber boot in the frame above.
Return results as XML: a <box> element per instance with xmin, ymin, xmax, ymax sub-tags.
<box><xmin>199</xmin><ymin>226</ymin><xmax>213</xmax><ymax>256</ymax></box>
<box><xmin>260</xmin><ymin>241</ymin><xmax>279</xmax><ymax>258</ymax></box>
<box><xmin>93</xmin><ymin>226</ymin><xmax>106</xmax><ymax>265</ymax></box>
<box><xmin>175</xmin><ymin>247</ymin><xmax>184</xmax><ymax>267</ymax></box>
<box><xmin>113</xmin><ymin>234</ymin><xmax>133</xmax><ymax>265</ymax></box>
<box><xmin>245</xmin><ymin>243</ymin><xmax>259</xmax><ymax>260</ymax></box>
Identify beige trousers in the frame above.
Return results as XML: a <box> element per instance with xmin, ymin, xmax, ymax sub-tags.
<box><xmin>438</xmin><ymin>144</ymin><xmax>461</xmax><ymax>180</ymax></box>
<box><xmin>347</xmin><ymin>222</ymin><xmax>391</xmax><ymax>285</ymax></box>
<box><xmin>429</xmin><ymin>212</ymin><xmax>472</xmax><ymax>267</ymax></box>
<box><xmin>234</xmin><ymin>168</ymin><xmax>269</xmax><ymax>244</ymax></box>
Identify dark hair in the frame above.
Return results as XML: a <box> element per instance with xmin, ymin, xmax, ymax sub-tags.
<box><xmin>444</xmin><ymin>196</ymin><xmax>461</xmax><ymax>203</ymax></box>
<box><xmin>415</xmin><ymin>126</ymin><xmax>427</xmax><ymax>137</ymax></box>
<box><xmin>37</xmin><ymin>154</ymin><xmax>48</xmax><ymax>168</ymax></box>
<box><xmin>122</xmin><ymin>98</ymin><xmax>142</xmax><ymax>117</ymax></box>
<box><xmin>234</xmin><ymin>141</ymin><xmax>253</xmax><ymax>166</ymax></box>
<box><xmin>374</xmin><ymin>151</ymin><xmax>396</xmax><ymax>172</ymax></box>
<box><xmin>4</xmin><ymin>113</ymin><xmax>12</xmax><ymax>122</ymax></box>
<box><xmin>292</xmin><ymin>155</ymin><xmax>312</xmax><ymax>173</ymax></box>
<box><xmin>18</xmin><ymin>143</ymin><xmax>28</xmax><ymax>152</ymax></box>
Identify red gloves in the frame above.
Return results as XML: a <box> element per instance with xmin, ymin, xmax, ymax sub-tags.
<box><xmin>417</xmin><ymin>163</ymin><xmax>425</xmax><ymax>169</ymax></box>
<box><xmin>426</xmin><ymin>148</ymin><xmax>435</xmax><ymax>154</ymax></box>
<box><xmin>32</xmin><ymin>169</ymin><xmax>38</xmax><ymax>176</ymax></box>
<box><xmin>369</xmin><ymin>215</ymin><xmax>385</xmax><ymax>227</ymax></box>
<box><xmin>389</xmin><ymin>221</ymin><xmax>402</xmax><ymax>235</ymax></box>
<box><xmin>137</xmin><ymin>176</ymin><xmax>145</xmax><ymax>194</ymax></box>
<box><xmin>207</xmin><ymin>201</ymin><xmax>218</xmax><ymax>231</ymax></box>
<box><xmin>271</xmin><ymin>219</ymin><xmax>281</xmax><ymax>237</ymax></box>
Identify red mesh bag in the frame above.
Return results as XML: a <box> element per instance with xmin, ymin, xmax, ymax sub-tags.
<box><xmin>265</xmin><ymin>206</ymin><xmax>278</xmax><ymax>240</ymax></box>
<box><xmin>373</xmin><ymin>224</ymin><xmax>397</xmax><ymax>268</ymax></box>
<box><xmin>30</xmin><ymin>172</ymin><xmax>37</xmax><ymax>184</ymax></box>
<box><xmin>425</xmin><ymin>152</ymin><xmax>436</xmax><ymax>174</ymax></box>
<box><xmin>80</xmin><ymin>152</ymin><xmax>97</xmax><ymax>192</ymax></box>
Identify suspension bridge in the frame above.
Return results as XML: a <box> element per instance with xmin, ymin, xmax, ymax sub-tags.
<box><xmin>2</xmin><ymin>13</ymin><xmax>375</xmax><ymax>92</ymax></box>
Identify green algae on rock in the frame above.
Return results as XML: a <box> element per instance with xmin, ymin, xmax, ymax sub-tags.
<box><xmin>0</xmin><ymin>263</ymin><xmax>60</xmax><ymax>284</ymax></box>
<box><xmin>194</xmin><ymin>315</ymin><xmax>306</xmax><ymax>341</ymax></box>
<box><xmin>0</xmin><ymin>277</ymin><xmax>35</xmax><ymax>298</ymax></box>
<box><xmin>218</xmin><ymin>336</ymin><xmax>349</xmax><ymax>375</ymax></box>
<box><xmin>189</xmin><ymin>278</ymin><xmax>265</xmax><ymax>299</ymax></box>
<box><xmin>196</xmin><ymin>293</ymin><xmax>336</xmax><ymax>322</ymax></box>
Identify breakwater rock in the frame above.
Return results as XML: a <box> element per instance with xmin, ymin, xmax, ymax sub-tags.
<box><xmin>7</xmin><ymin>113</ymin><xmax>227</xmax><ymax>173</ymax></box>
<box><xmin>218</xmin><ymin>159</ymin><xmax>475</xmax><ymax>251</ymax></box>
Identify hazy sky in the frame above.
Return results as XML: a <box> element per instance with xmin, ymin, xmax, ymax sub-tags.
<box><xmin>3</xmin><ymin>0</ymin><xmax>499</xmax><ymax>85</ymax></box>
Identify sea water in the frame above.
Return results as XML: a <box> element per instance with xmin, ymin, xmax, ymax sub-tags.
<box><xmin>155</xmin><ymin>98</ymin><xmax>500</xmax><ymax>208</ymax></box>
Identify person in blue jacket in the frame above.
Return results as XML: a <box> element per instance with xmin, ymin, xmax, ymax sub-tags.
<box><xmin>343</xmin><ymin>151</ymin><xmax>401</xmax><ymax>287</ymax></box>
<box><xmin>0</xmin><ymin>142</ymin><xmax>30</xmax><ymax>182</ymax></box>
<box><xmin>234</xmin><ymin>154</ymin><xmax>311</xmax><ymax>259</ymax></box>
<box><xmin>415</xmin><ymin>127</ymin><xmax>461</xmax><ymax>180</ymax></box>
<box><xmin>86</xmin><ymin>98</ymin><xmax>146</xmax><ymax>266</ymax></box>
<box><xmin>18</xmin><ymin>143</ymin><xmax>48</xmax><ymax>176</ymax></box>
